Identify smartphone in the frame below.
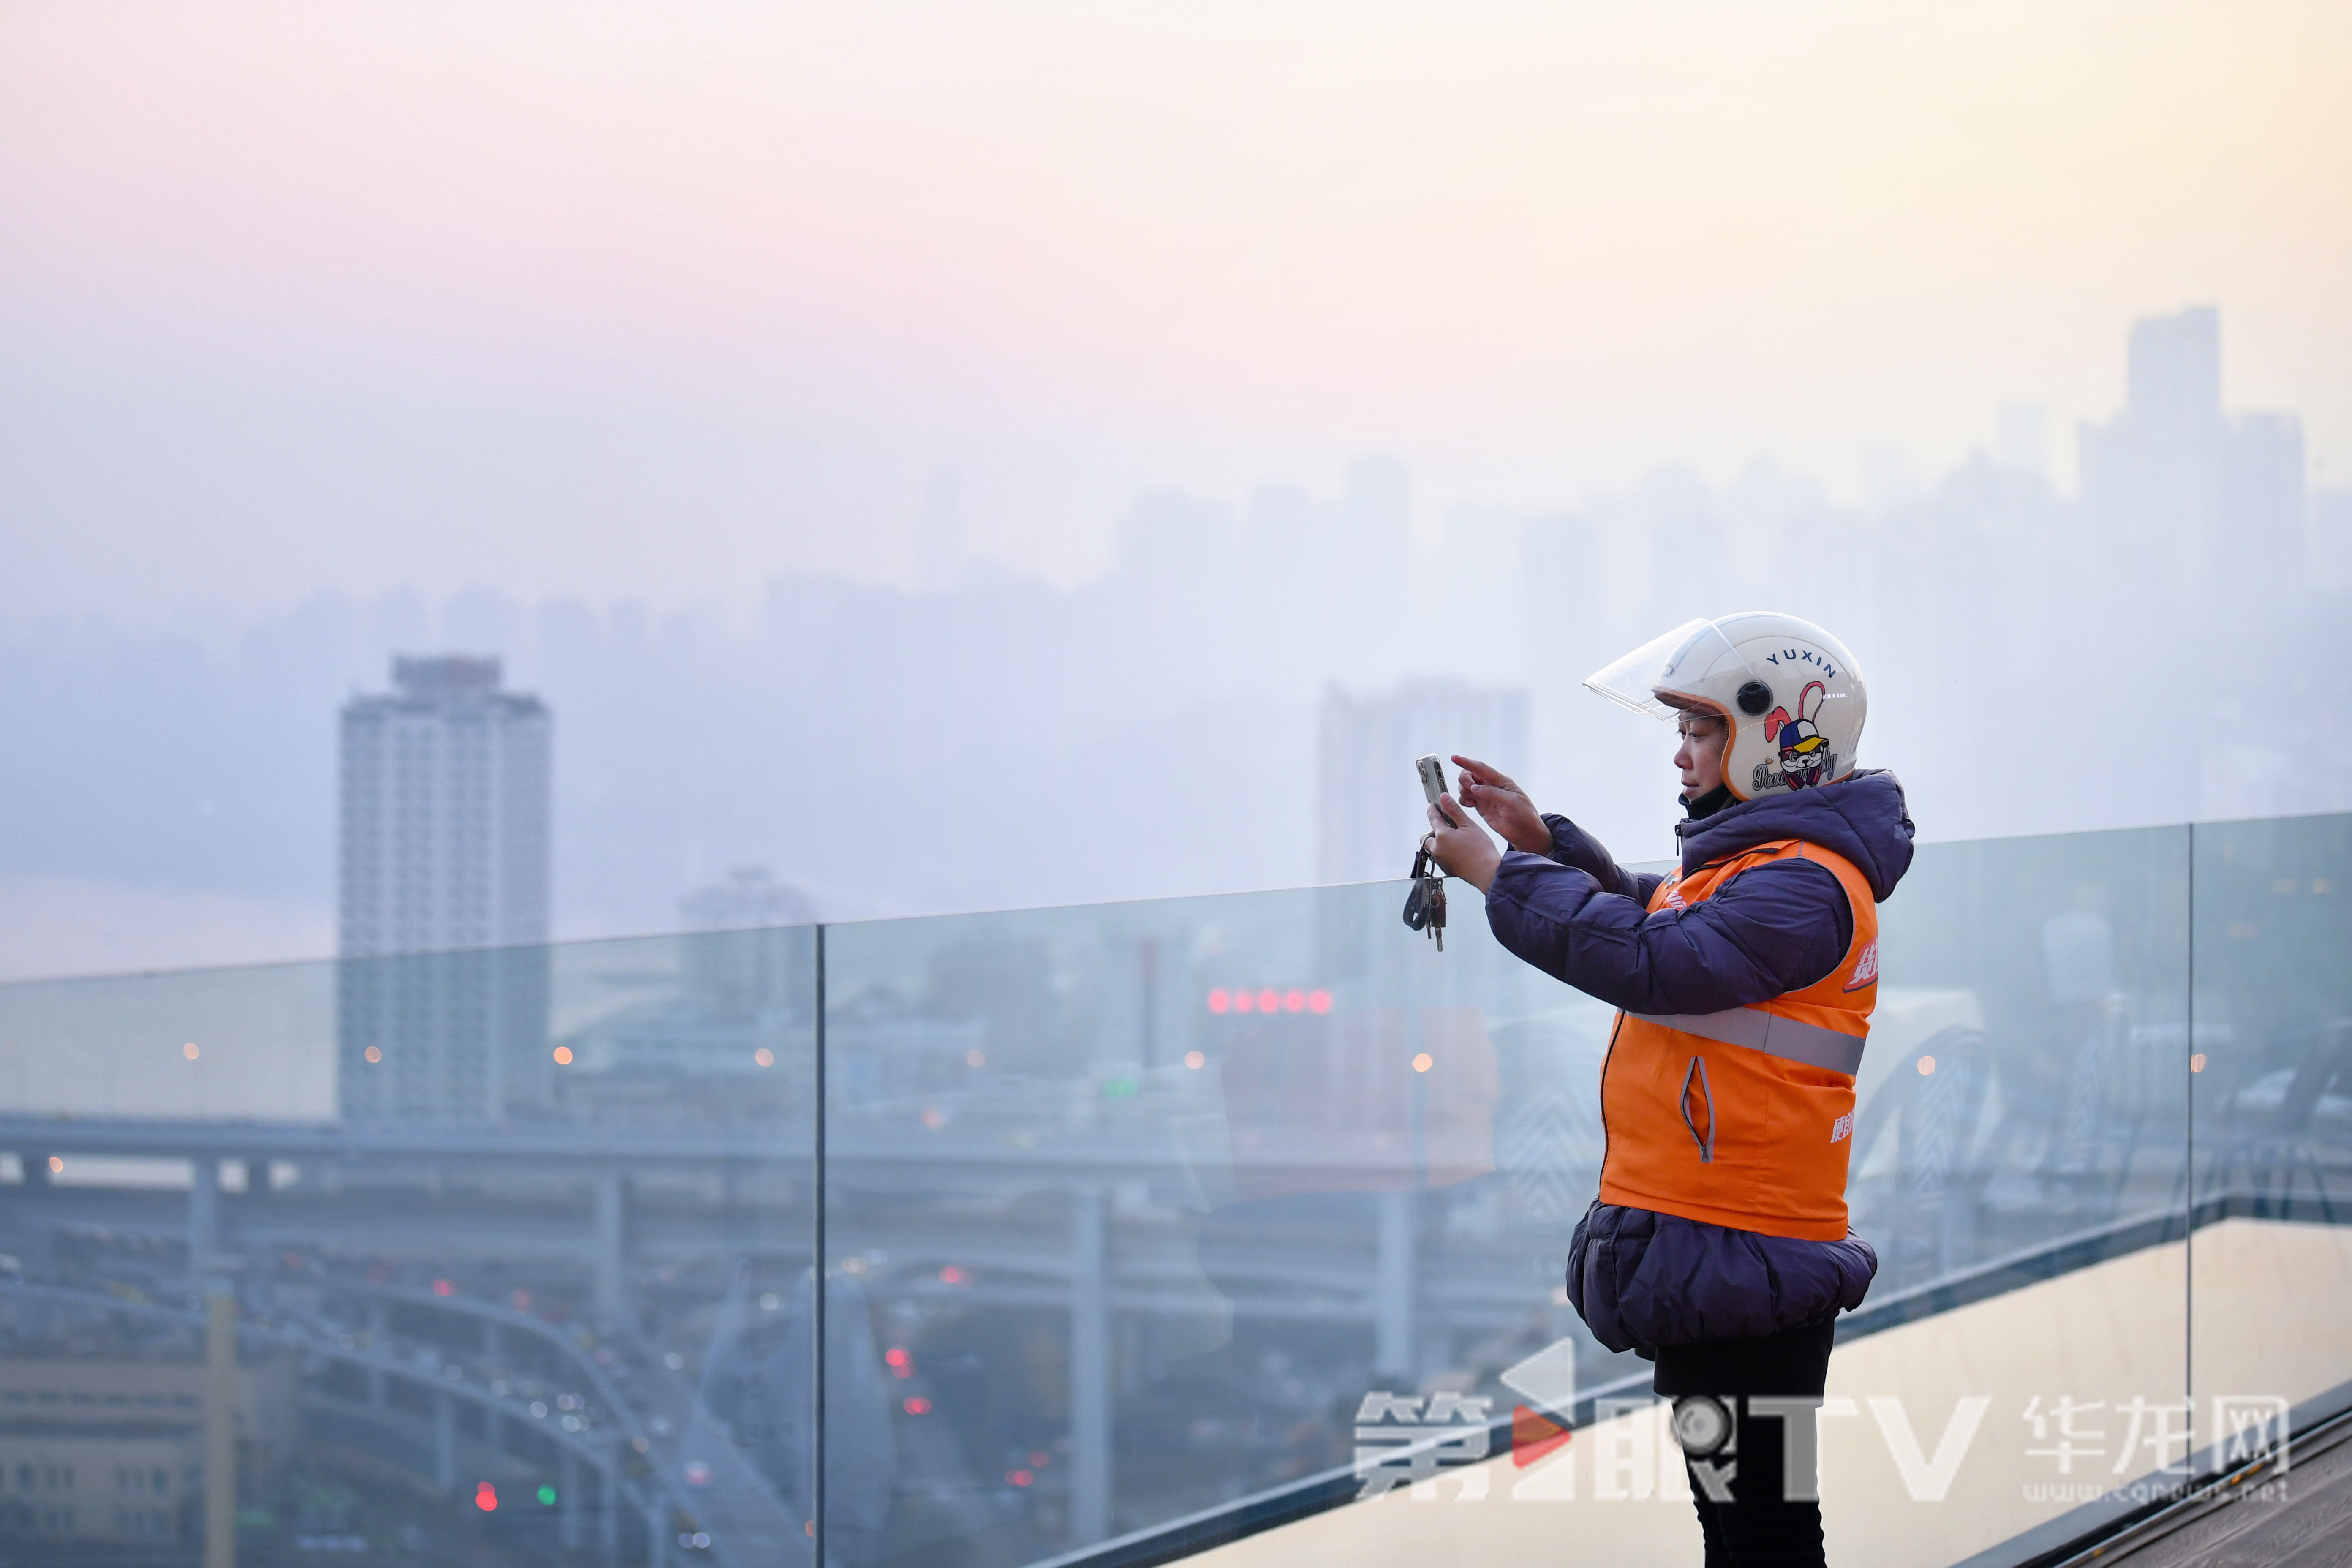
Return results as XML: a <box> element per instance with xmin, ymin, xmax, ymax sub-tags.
<box><xmin>1416</xmin><ymin>754</ymin><xmax>1462</xmax><ymax>828</ymax></box>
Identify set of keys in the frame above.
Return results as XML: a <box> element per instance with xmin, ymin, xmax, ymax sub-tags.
<box><xmin>1402</xmin><ymin>836</ymin><xmax>1448</xmax><ymax>950</ymax></box>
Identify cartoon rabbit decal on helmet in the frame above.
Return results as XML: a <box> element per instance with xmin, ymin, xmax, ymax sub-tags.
<box><xmin>1765</xmin><ymin>681</ymin><xmax>1832</xmax><ymax>791</ymax></box>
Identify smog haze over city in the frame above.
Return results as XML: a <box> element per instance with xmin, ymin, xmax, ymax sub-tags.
<box><xmin>4</xmin><ymin>0</ymin><xmax>2351</xmax><ymax>976</ymax></box>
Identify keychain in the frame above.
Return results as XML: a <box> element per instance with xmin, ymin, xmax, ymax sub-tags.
<box><xmin>1402</xmin><ymin>834</ymin><xmax>1448</xmax><ymax>950</ymax></box>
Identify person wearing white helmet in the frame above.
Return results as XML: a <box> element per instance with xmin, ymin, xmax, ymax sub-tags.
<box><xmin>1423</xmin><ymin>612</ymin><xmax>1914</xmax><ymax>1568</ymax></box>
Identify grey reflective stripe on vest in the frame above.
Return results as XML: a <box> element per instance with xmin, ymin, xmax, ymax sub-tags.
<box><xmin>1630</xmin><ymin>1006</ymin><xmax>1866</xmax><ymax>1075</ymax></box>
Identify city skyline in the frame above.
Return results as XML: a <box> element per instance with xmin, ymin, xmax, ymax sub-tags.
<box><xmin>0</xmin><ymin>296</ymin><xmax>2339</xmax><ymax>639</ymax></box>
<box><xmin>3</xmin><ymin>305</ymin><xmax>2347</xmax><ymax>980</ymax></box>
<box><xmin>6</xmin><ymin>5</ymin><xmax>2352</xmax><ymax>623</ymax></box>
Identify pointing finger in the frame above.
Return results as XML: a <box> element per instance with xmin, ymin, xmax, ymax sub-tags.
<box><xmin>1452</xmin><ymin>755</ymin><xmax>1514</xmax><ymax>791</ymax></box>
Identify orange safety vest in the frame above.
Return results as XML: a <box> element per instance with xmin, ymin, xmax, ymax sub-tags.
<box><xmin>1597</xmin><ymin>838</ymin><xmax>1879</xmax><ymax>1242</ymax></box>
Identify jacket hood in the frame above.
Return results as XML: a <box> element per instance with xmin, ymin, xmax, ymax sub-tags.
<box><xmin>1674</xmin><ymin>768</ymin><xmax>1914</xmax><ymax>902</ymax></box>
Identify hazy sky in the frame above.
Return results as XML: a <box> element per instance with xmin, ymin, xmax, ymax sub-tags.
<box><xmin>5</xmin><ymin>0</ymin><xmax>2349</xmax><ymax>621</ymax></box>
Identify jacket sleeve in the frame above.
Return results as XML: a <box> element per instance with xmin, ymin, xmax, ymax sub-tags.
<box><xmin>1484</xmin><ymin>851</ymin><xmax>1853</xmax><ymax>1013</ymax></box>
<box><xmin>1538</xmin><ymin>813</ymin><xmax>1664</xmax><ymax>907</ymax></box>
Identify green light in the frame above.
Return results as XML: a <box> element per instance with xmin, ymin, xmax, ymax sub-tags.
<box><xmin>537</xmin><ymin>1484</ymin><xmax>558</xmax><ymax>1506</ymax></box>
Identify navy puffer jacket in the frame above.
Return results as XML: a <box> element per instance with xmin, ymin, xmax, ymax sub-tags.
<box><xmin>1484</xmin><ymin>770</ymin><xmax>1915</xmax><ymax>1353</ymax></box>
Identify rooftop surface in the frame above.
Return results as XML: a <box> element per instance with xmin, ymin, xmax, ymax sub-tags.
<box><xmin>1178</xmin><ymin>1217</ymin><xmax>2352</xmax><ymax>1568</ymax></box>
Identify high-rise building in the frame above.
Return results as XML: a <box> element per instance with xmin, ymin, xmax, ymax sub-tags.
<box><xmin>338</xmin><ymin>656</ymin><xmax>550</xmax><ymax>956</ymax></box>
<box><xmin>2078</xmin><ymin>306</ymin><xmax>2305</xmax><ymax>599</ymax></box>
<box><xmin>2313</xmin><ymin>489</ymin><xmax>2352</xmax><ymax>592</ymax></box>
<box><xmin>679</xmin><ymin>866</ymin><xmax>817</xmax><ymax>1033</ymax></box>
<box><xmin>1994</xmin><ymin>402</ymin><xmax>2049</xmax><ymax>478</ymax></box>
<box><xmin>1317</xmin><ymin>680</ymin><xmax>1530</xmax><ymax>886</ymax></box>
<box><xmin>337</xmin><ymin>656</ymin><xmax>552</xmax><ymax>1122</ymax></box>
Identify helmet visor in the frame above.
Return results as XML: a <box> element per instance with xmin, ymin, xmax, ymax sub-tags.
<box><xmin>1582</xmin><ymin>617</ymin><xmax>1758</xmax><ymax>719</ymax></box>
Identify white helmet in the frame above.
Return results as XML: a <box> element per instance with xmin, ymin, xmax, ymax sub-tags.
<box><xmin>1584</xmin><ymin>612</ymin><xmax>1868</xmax><ymax>801</ymax></box>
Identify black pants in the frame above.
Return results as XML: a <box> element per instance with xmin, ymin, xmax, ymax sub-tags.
<box><xmin>1652</xmin><ymin>1318</ymin><xmax>1837</xmax><ymax>1568</ymax></box>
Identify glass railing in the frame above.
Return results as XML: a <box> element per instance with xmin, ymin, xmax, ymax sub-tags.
<box><xmin>2187</xmin><ymin>814</ymin><xmax>2352</xmax><ymax>1475</ymax></box>
<box><xmin>0</xmin><ymin>815</ymin><xmax>2345</xmax><ymax>1568</ymax></box>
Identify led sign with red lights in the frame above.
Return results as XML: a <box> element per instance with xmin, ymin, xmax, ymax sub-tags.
<box><xmin>1205</xmin><ymin>988</ymin><xmax>1331</xmax><ymax>1015</ymax></box>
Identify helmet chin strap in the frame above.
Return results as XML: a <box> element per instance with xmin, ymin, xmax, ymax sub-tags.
<box><xmin>1681</xmin><ymin>782</ymin><xmax>1735</xmax><ymax>822</ymax></box>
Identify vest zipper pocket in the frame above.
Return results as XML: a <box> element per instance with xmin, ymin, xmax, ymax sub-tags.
<box><xmin>1679</xmin><ymin>1055</ymin><xmax>1716</xmax><ymax>1164</ymax></box>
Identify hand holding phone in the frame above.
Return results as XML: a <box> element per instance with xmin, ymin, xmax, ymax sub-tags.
<box><xmin>1416</xmin><ymin>754</ymin><xmax>1462</xmax><ymax>828</ymax></box>
<box><xmin>1450</xmin><ymin>754</ymin><xmax>1551</xmax><ymax>854</ymax></box>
